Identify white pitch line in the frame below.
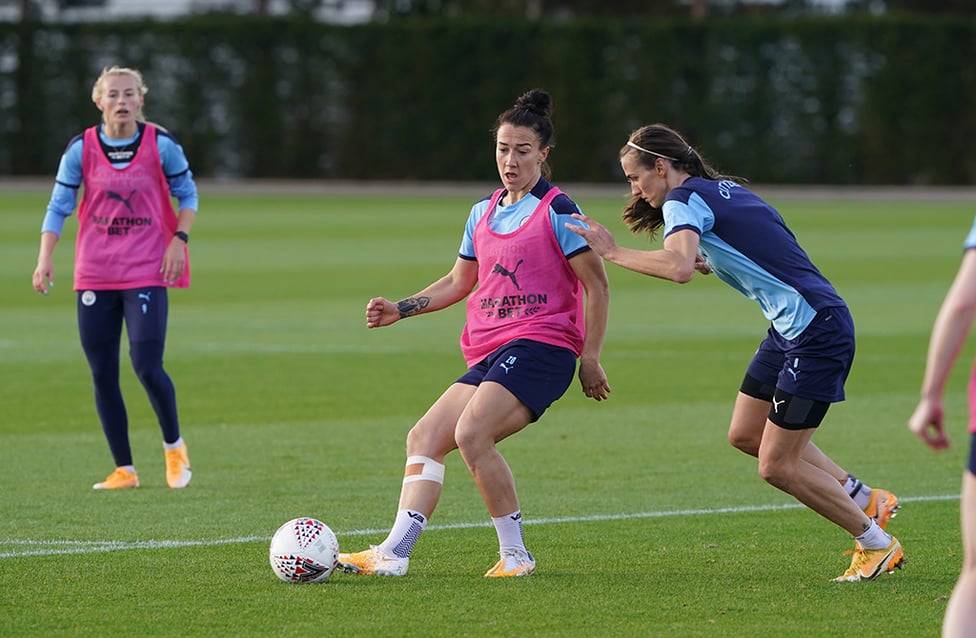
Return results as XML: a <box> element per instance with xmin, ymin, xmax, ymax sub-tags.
<box><xmin>0</xmin><ymin>494</ymin><xmax>959</xmax><ymax>559</ymax></box>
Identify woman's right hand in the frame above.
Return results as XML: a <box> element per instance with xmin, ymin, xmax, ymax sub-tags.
<box><xmin>365</xmin><ymin>297</ymin><xmax>400</xmax><ymax>329</ymax></box>
<box><xmin>32</xmin><ymin>258</ymin><xmax>54</xmax><ymax>295</ymax></box>
<box><xmin>908</xmin><ymin>397</ymin><xmax>951</xmax><ymax>451</ymax></box>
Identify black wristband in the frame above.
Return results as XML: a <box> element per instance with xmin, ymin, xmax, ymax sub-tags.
<box><xmin>174</xmin><ymin>230</ymin><xmax>189</xmax><ymax>243</ymax></box>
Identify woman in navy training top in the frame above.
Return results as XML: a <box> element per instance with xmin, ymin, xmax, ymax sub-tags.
<box><xmin>568</xmin><ymin>123</ymin><xmax>902</xmax><ymax>582</ymax></box>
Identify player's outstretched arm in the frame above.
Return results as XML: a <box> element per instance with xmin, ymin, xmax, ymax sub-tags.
<box><xmin>366</xmin><ymin>257</ymin><xmax>478</xmax><ymax>329</ymax></box>
<box><xmin>567</xmin><ymin>214</ymin><xmax>699</xmax><ymax>284</ymax></box>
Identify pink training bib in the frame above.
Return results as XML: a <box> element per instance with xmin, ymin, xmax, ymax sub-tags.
<box><xmin>74</xmin><ymin>124</ymin><xmax>189</xmax><ymax>290</ymax></box>
<box><xmin>460</xmin><ymin>186</ymin><xmax>584</xmax><ymax>367</ymax></box>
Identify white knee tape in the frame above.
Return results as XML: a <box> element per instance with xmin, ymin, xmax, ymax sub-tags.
<box><xmin>403</xmin><ymin>455</ymin><xmax>445</xmax><ymax>484</ymax></box>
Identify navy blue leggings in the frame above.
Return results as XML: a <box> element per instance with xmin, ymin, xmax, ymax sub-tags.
<box><xmin>77</xmin><ymin>287</ymin><xmax>180</xmax><ymax>467</ymax></box>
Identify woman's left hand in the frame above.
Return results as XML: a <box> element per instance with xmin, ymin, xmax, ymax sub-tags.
<box><xmin>694</xmin><ymin>255</ymin><xmax>713</xmax><ymax>275</ymax></box>
<box><xmin>161</xmin><ymin>237</ymin><xmax>187</xmax><ymax>284</ymax></box>
<box><xmin>579</xmin><ymin>360</ymin><xmax>611</xmax><ymax>401</ymax></box>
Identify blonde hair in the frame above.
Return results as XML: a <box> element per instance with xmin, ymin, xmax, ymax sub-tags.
<box><xmin>91</xmin><ymin>66</ymin><xmax>148</xmax><ymax>122</ymax></box>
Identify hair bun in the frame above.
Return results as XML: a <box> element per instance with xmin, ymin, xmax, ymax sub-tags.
<box><xmin>515</xmin><ymin>89</ymin><xmax>552</xmax><ymax>117</ymax></box>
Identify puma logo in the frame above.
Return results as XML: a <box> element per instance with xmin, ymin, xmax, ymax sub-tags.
<box><xmin>107</xmin><ymin>190</ymin><xmax>137</xmax><ymax>214</ymax></box>
<box><xmin>491</xmin><ymin>259</ymin><xmax>523</xmax><ymax>290</ymax></box>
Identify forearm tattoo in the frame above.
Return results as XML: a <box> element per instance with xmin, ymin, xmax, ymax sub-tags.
<box><xmin>397</xmin><ymin>296</ymin><xmax>430</xmax><ymax>319</ymax></box>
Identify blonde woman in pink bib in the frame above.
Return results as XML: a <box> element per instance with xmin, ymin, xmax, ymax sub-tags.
<box><xmin>339</xmin><ymin>89</ymin><xmax>611</xmax><ymax>578</ymax></box>
<box><xmin>32</xmin><ymin>66</ymin><xmax>197</xmax><ymax>491</ymax></box>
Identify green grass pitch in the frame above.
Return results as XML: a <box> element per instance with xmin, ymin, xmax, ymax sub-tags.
<box><xmin>0</xmin><ymin>183</ymin><xmax>972</xmax><ymax>637</ymax></box>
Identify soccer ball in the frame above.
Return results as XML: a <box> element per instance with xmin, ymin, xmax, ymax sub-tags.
<box><xmin>269</xmin><ymin>517</ymin><xmax>339</xmax><ymax>583</ymax></box>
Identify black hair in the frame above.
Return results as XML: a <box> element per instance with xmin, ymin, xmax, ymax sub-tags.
<box><xmin>494</xmin><ymin>89</ymin><xmax>555</xmax><ymax>178</ymax></box>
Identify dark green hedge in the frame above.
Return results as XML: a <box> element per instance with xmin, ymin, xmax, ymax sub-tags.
<box><xmin>2</xmin><ymin>16</ymin><xmax>973</xmax><ymax>184</ymax></box>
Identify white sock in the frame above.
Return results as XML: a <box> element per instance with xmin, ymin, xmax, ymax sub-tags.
<box><xmin>491</xmin><ymin>510</ymin><xmax>527</xmax><ymax>553</ymax></box>
<box><xmin>163</xmin><ymin>437</ymin><xmax>184</xmax><ymax>451</ymax></box>
<box><xmin>842</xmin><ymin>474</ymin><xmax>872</xmax><ymax>511</ymax></box>
<box><xmin>854</xmin><ymin>520</ymin><xmax>892</xmax><ymax>550</ymax></box>
<box><xmin>378</xmin><ymin>510</ymin><xmax>427</xmax><ymax>559</ymax></box>
<box><xmin>120</xmin><ymin>464</ymin><xmax>136</xmax><ymax>474</ymax></box>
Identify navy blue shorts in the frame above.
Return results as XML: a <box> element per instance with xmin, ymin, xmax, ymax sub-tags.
<box><xmin>77</xmin><ymin>287</ymin><xmax>169</xmax><ymax>345</ymax></box>
<box><xmin>456</xmin><ymin>339</ymin><xmax>577</xmax><ymax>421</ymax></box>
<box><xmin>744</xmin><ymin>306</ymin><xmax>855</xmax><ymax>404</ymax></box>
<box><xmin>968</xmin><ymin>432</ymin><xmax>976</xmax><ymax>476</ymax></box>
